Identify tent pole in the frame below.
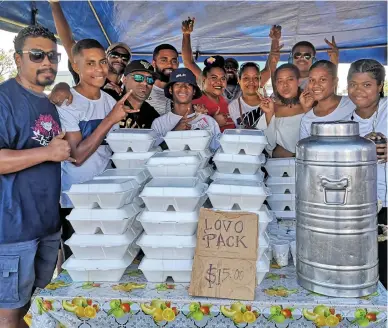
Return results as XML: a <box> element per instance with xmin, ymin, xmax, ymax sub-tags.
<box><xmin>0</xmin><ymin>16</ymin><xmax>60</xmax><ymax>39</ymax></box>
<box><xmin>87</xmin><ymin>0</ymin><xmax>111</xmax><ymax>46</ymax></box>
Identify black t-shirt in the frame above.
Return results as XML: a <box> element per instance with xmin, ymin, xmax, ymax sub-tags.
<box><xmin>68</xmin><ymin>60</ymin><xmax>123</xmax><ymax>101</ymax></box>
<box><xmin>119</xmin><ymin>101</ymin><xmax>160</xmax><ymax>129</ymax></box>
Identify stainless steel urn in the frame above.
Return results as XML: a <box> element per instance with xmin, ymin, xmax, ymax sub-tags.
<box><xmin>295</xmin><ymin>121</ymin><xmax>378</xmax><ymax>297</ymax></box>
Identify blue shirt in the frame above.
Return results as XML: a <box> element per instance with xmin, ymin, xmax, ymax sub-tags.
<box><xmin>0</xmin><ymin>79</ymin><xmax>61</xmax><ymax>243</ymax></box>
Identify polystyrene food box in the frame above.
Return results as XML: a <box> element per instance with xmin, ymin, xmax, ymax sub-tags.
<box><xmin>145</xmin><ymin>151</ymin><xmax>204</xmax><ymax>178</ymax></box>
<box><xmin>212</xmin><ymin>205</ymin><xmax>275</xmax><ymax>237</ymax></box>
<box><xmin>219</xmin><ymin>129</ymin><xmax>268</xmax><ymax>155</ymax></box>
<box><xmin>137</xmin><ymin>233</ymin><xmax>196</xmax><ymax>260</ymax></box>
<box><xmin>207</xmin><ymin>179</ymin><xmax>271</xmax><ymax>210</ymax></box>
<box><xmin>93</xmin><ymin>168</ymin><xmax>151</xmax><ymax>188</ymax></box>
<box><xmin>140</xmin><ymin>177</ymin><xmax>208</xmax><ymax>212</ymax></box>
<box><xmin>111</xmin><ymin>147</ymin><xmax>161</xmax><ymax>169</ymax></box>
<box><xmin>65</xmin><ymin>223</ymin><xmax>143</xmax><ymax>260</ymax></box>
<box><xmin>257</xmin><ymin>252</ymin><xmax>270</xmax><ymax>285</ymax></box>
<box><xmin>272</xmin><ymin>210</ymin><xmax>296</xmax><ymax>219</ymax></box>
<box><xmin>266</xmin><ymin>177</ymin><xmax>296</xmax><ymax>194</ymax></box>
<box><xmin>106</xmin><ymin>128</ymin><xmax>157</xmax><ymax>153</ymax></box>
<box><xmin>139</xmin><ymin>258</ymin><xmax>193</xmax><ymax>283</ymax></box>
<box><xmin>66</xmin><ymin>203</ymin><xmax>142</xmax><ymax>235</ymax></box>
<box><xmin>257</xmin><ymin>232</ymin><xmax>270</xmax><ymax>261</ymax></box>
<box><xmin>197</xmin><ymin>166</ymin><xmax>214</xmax><ymax>183</ymax></box>
<box><xmin>213</xmin><ymin>150</ymin><xmax>266</xmax><ymax>175</ymax></box>
<box><xmin>164</xmin><ymin>149</ymin><xmax>212</xmax><ymax>169</ymax></box>
<box><xmin>164</xmin><ymin>130</ymin><xmax>212</xmax><ymax>151</ymax></box>
<box><xmin>266</xmin><ymin>194</ymin><xmax>296</xmax><ymax>211</ymax></box>
<box><xmin>62</xmin><ymin>247</ymin><xmax>139</xmax><ymax>282</ymax></box>
<box><xmin>211</xmin><ymin>171</ymin><xmax>265</xmax><ymax>182</ymax></box>
<box><xmin>137</xmin><ymin>209</ymin><xmax>199</xmax><ymax>236</ymax></box>
<box><xmin>264</xmin><ymin>158</ymin><xmax>295</xmax><ymax>177</ymax></box>
<box><xmin>65</xmin><ymin>179</ymin><xmax>140</xmax><ymax>209</ymax></box>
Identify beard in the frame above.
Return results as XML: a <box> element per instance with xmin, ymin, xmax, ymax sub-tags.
<box><xmin>227</xmin><ymin>74</ymin><xmax>238</xmax><ymax>86</ymax></box>
<box><xmin>155</xmin><ymin>66</ymin><xmax>172</xmax><ymax>83</ymax></box>
<box><xmin>36</xmin><ymin>68</ymin><xmax>57</xmax><ymax>86</ymax></box>
<box><xmin>276</xmin><ymin>88</ymin><xmax>302</xmax><ymax>106</ymax></box>
<box><xmin>109</xmin><ymin>63</ymin><xmax>125</xmax><ymax>75</ymax></box>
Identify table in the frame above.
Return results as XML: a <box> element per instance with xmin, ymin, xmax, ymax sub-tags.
<box><xmin>27</xmin><ymin>262</ymin><xmax>387</xmax><ymax>328</ymax></box>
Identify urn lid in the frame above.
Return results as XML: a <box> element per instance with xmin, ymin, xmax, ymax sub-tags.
<box><xmin>311</xmin><ymin>121</ymin><xmax>359</xmax><ymax>137</ymax></box>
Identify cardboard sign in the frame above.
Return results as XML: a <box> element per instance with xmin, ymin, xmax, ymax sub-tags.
<box><xmin>195</xmin><ymin>208</ymin><xmax>258</xmax><ymax>260</ymax></box>
<box><xmin>189</xmin><ymin>209</ymin><xmax>258</xmax><ymax>301</ymax></box>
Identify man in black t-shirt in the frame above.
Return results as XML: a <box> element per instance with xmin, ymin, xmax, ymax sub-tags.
<box><xmin>120</xmin><ymin>60</ymin><xmax>160</xmax><ymax>129</ymax></box>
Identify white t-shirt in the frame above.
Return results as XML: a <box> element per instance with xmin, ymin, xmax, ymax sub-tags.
<box><xmin>57</xmin><ymin>89</ymin><xmax>117</xmax><ymax>208</ymax></box>
<box><xmin>344</xmin><ymin>98</ymin><xmax>388</xmax><ymax>207</ymax></box>
<box><xmin>265</xmin><ymin>114</ymin><xmax>304</xmax><ymax>155</ymax></box>
<box><xmin>147</xmin><ymin>85</ymin><xmax>172</xmax><ymax>116</ymax></box>
<box><xmin>151</xmin><ymin>111</ymin><xmax>221</xmax><ymax>151</ymax></box>
<box><xmin>228</xmin><ymin>97</ymin><xmax>262</xmax><ymax>127</ymax></box>
<box><xmin>299</xmin><ymin>96</ymin><xmax>356</xmax><ymax>140</ymax></box>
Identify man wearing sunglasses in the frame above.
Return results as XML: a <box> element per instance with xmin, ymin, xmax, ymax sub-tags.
<box><xmin>49</xmin><ymin>0</ymin><xmax>131</xmax><ymax>101</ymax></box>
<box><xmin>0</xmin><ymin>25</ymin><xmax>73</xmax><ymax>328</ymax></box>
<box><xmin>291</xmin><ymin>38</ymin><xmax>339</xmax><ymax>90</ymax></box>
<box><xmin>120</xmin><ymin>60</ymin><xmax>160</xmax><ymax>129</ymax></box>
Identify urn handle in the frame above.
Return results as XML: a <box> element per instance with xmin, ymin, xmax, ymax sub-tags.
<box><xmin>319</xmin><ymin>176</ymin><xmax>349</xmax><ymax>205</ymax></box>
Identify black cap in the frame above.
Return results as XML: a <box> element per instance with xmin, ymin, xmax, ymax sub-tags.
<box><xmin>124</xmin><ymin>60</ymin><xmax>159</xmax><ymax>79</ymax></box>
<box><xmin>225</xmin><ymin>58</ymin><xmax>239</xmax><ymax>69</ymax></box>
<box><xmin>164</xmin><ymin>68</ymin><xmax>202</xmax><ymax>100</ymax></box>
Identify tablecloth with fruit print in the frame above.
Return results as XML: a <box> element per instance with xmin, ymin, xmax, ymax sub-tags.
<box><xmin>27</xmin><ymin>261</ymin><xmax>387</xmax><ymax>328</ymax></box>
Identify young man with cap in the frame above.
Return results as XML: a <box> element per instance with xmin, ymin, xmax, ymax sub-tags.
<box><xmin>224</xmin><ymin>57</ymin><xmax>241</xmax><ymax>103</ymax></box>
<box><xmin>120</xmin><ymin>60</ymin><xmax>160</xmax><ymax>129</ymax></box>
<box><xmin>151</xmin><ymin>68</ymin><xmax>221</xmax><ymax>151</ymax></box>
<box><xmin>49</xmin><ymin>0</ymin><xmax>131</xmax><ymax>101</ymax></box>
<box><xmin>147</xmin><ymin>44</ymin><xmax>180</xmax><ymax>115</ymax></box>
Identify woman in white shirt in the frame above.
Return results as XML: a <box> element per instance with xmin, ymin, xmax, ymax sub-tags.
<box><xmin>260</xmin><ymin>64</ymin><xmax>309</xmax><ymax>157</ymax></box>
<box><xmin>228</xmin><ymin>62</ymin><xmax>273</xmax><ymax>129</ymax></box>
<box><xmin>299</xmin><ymin>60</ymin><xmax>356</xmax><ymax>139</ymax></box>
<box><xmin>346</xmin><ymin>59</ymin><xmax>387</xmax><ymax>288</ymax></box>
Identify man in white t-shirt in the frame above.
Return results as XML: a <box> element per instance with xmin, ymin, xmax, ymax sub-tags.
<box><xmin>151</xmin><ymin>68</ymin><xmax>221</xmax><ymax>151</ymax></box>
<box><xmin>147</xmin><ymin>44</ymin><xmax>179</xmax><ymax>115</ymax></box>
<box><xmin>56</xmin><ymin>39</ymin><xmax>138</xmax><ymax>257</ymax></box>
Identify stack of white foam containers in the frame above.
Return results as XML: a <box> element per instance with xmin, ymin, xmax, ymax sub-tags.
<box><xmin>137</xmin><ymin>130</ymin><xmax>212</xmax><ymax>283</ymax></box>
<box><xmin>264</xmin><ymin>158</ymin><xmax>296</xmax><ymax>219</ymax></box>
<box><xmin>61</xmin><ymin>129</ymin><xmax>159</xmax><ymax>282</ymax></box>
<box><xmin>207</xmin><ymin>129</ymin><xmax>274</xmax><ymax>285</ymax></box>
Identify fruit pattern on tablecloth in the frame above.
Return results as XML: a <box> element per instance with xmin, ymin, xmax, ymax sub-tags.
<box><xmin>27</xmin><ymin>220</ymin><xmax>387</xmax><ymax>328</ymax></box>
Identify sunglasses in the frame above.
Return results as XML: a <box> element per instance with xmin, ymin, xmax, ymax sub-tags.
<box><xmin>17</xmin><ymin>49</ymin><xmax>61</xmax><ymax>64</ymax></box>
<box><xmin>131</xmin><ymin>74</ymin><xmax>155</xmax><ymax>85</ymax></box>
<box><xmin>108</xmin><ymin>51</ymin><xmax>130</xmax><ymax>62</ymax></box>
<box><xmin>293</xmin><ymin>52</ymin><xmax>312</xmax><ymax>60</ymax></box>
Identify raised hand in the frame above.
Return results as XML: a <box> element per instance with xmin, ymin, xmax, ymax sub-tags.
<box><xmin>324</xmin><ymin>36</ymin><xmax>339</xmax><ymax>65</ymax></box>
<box><xmin>269</xmin><ymin>25</ymin><xmax>282</xmax><ymax>40</ymax></box>
<box><xmin>107</xmin><ymin>90</ymin><xmax>140</xmax><ymax>124</ymax></box>
<box><xmin>103</xmin><ymin>82</ymin><xmax>122</xmax><ymax>96</ymax></box>
<box><xmin>173</xmin><ymin>108</ymin><xmax>197</xmax><ymax>131</ymax></box>
<box><xmin>269</xmin><ymin>43</ymin><xmax>284</xmax><ymax>72</ymax></box>
<box><xmin>260</xmin><ymin>97</ymin><xmax>275</xmax><ymax>115</ymax></box>
<box><xmin>49</xmin><ymin>82</ymin><xmax>73</xmax><ymax>106</ymax></box>
<box><xmin>193</xmin><ymin>104</ymin><xmax>208</xmax><ymax>115</ymax></box>
<box><xmin>299</xmin><ymin>90</ymin><xmax>315</xmax><ymax>112</ymax></box>
<box><xmin>47</xmin><ymin>131</ymin><xmax>75</xmax><ymax>162</ymax></box>
<box><xmin>213</xmin><ymin>108</ymin><xmax>229</xmax><ymax>127</ymax></box>
<box><xmin>182</xmin><ymin>16</ymin><xmax>195</xmax><ymax>35</ymax></box>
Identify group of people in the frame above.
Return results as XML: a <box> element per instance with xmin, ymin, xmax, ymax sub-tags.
<box><xmin>0</xmin><ymin>1</ymin><xmax>386</xmax><ymax>327</ymax></box>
